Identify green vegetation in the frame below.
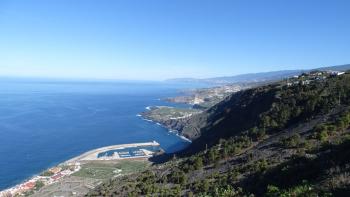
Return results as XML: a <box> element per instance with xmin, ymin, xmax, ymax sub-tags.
<box><xmin>265</xmin><ymin>183</ymin><xmax>323</xmax><ymax>197</ymax></box>
<box><xmin>280</xmin><ymin>134</ymin><xmax>302</xmax><ymax>148</ymax></box>
<box><xmin>34</xmin><ymin>181</ymin><xmax>45</xmax><ymax>191</ymax></box>
<box><xmin>88</xmin><ymin>72</ymin><xmax>350</xmax><ymax>196</ymax></box>
<box><xmin>143</xmin><ymin>106</ymin><xmax>200</xmax><ymax>120</ymax></box>
<box><xmin>40</xmin><ymin>170</ymin><xmax>54</xmax><ymax>177</ymax></box>
<box><xmin>73</xmin><ymin>161</ymin><xmax>148</xmax><ymax>179</ymax></box>
<box><xmin>259</xmin><ymin>74</ymin><xmax>350</xmax><ymax>135</ymax></box>
<box><xmin>73</xmin><ymin>163</ymin><xmax>120</xmax><ymax>179</ymax></box>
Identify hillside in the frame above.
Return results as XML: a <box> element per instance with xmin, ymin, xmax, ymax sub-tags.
<box><xmin>317</xmin><ymin>64</ymin><xmax>350</xmax><ymax>72</ymax></box>
<box><xmin>88</xmin><ymin>71</ymin><xmax>350</xmax><ymax>196</ymax></box>
<box><xmin>166</xmin><ymin>70</ymin><xmax>304</xmax><ymax>85</ymax></box>
<box><xmin>166</xmin><ymin>64</ymin><xmax>350</xmax><ymax>85</ymax></box>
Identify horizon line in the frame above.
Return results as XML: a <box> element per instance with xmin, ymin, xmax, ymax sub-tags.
<box><xmin>0</xmin><ymin>63</ymin><xmax>348</xmax><ymax>82</ymax></box>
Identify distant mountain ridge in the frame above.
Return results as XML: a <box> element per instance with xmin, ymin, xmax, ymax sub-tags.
<box><xmin>166</xmin><ymin>64</ymin><xmax>350</xmax><ymax>84</ymax></box>
<box><xmin>316</xmin><ymin>64</ymin><xmax>350</xmax><ymax>72</ymax></box>
<box><xmin>90</xmin><ymin>68</ymin><xmax>350</xmax><ymax>197</ymax></box>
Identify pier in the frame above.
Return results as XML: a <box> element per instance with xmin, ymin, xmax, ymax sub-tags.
<box><xmin>65</xmin><ymin>141</ymin><xmax>161</xmax><ymax>164</ymax></box>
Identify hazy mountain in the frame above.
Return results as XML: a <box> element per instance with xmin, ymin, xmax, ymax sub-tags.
<box><xmin>166</xmin><ymin>64</ymin><xmax>350</xmax><ymax>84</ymax></box>
<box><xmin>205</xmin><ymin>70</ymin><xmax>304</xmax><ymax>84</ymax></box>
<box><xmin>316</xmin><ymin>63</ymin><xmax>350</xmax><ymax>72</ymax></box>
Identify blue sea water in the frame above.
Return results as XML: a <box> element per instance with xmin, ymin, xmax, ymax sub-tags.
<box><xmin>0</xmin><ymin>79</ymin><xmax>204</xmax><ymax>190</ymax></box>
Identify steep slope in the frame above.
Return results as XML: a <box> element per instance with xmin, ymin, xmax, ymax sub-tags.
<box><xmin>180</xmin><ymin>71</ymin><xmax>350</xmax><ymax>154</ymax></box>
<box><xmin>88</xmin><ymin>72</ymin><xmax>350</xmax><ymax>197</ymax></box>
<box><xmin>179</xmin><ymin>85</ymin><xmax>277</xmax><ymax>149</ymax></box>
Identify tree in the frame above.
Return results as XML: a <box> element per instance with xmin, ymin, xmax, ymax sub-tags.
<box><xmin>317</xmin><ymin>130</ymin><xmax>329</xmax><ymax>142</ymax></box>
<box><xmin>201</xmin><ymin>179</ymin><xmax>210</xmax><ymax>194</ymax></box>
<box><xmin>215</xmin><ymin>186</ymin><xmax>246</xmax><ymax>197</ymax></box>
<box><xmin>187</xmin><ymin>191</ymin><xmax>194</xmax><ymax>197</ymax></box>
<box><xmin>193</xmin><ymin>157</ymin><xmax>203</xmax><ymax>170</ymax></box>
<box><xmin>35</xmin><ymin>181</ymin><xmax>45</xmax><ymax>190</ymax></box>
<box><xmin>222</xmin><ymin>147</ymin><xmax>229</xmax><ymax>160</ymax></box>
<box><xmin>265</xmin><ymin>185</ymin><xmax>281</xmax><ymax>197</ymax></box>
<box><xmin>208</xmin><ymin>149</ymin><xmax>216</xmax><ymax>164</ymax></box>
<box><xmin>281</xmin><ymin>134</ymin><xmax>301</xmax><ymax>148</ymax></box>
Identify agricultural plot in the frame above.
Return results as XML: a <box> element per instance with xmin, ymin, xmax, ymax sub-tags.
<box><xmin>72</xmin><ymin>160</ymin><xmax>149</xmax><ymax>179</ymax></box>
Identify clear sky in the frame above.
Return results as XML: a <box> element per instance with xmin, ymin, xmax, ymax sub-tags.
<box><xmin>0</xmin><ymin>0</ymin><xmax>349</xmax><ymax>80</ymax></box>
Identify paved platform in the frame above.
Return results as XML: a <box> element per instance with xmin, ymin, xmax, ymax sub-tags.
<box><xmin>65</xmin><ymin>141</ymin><xmax>160</xmax><ymax>163</ymax></box>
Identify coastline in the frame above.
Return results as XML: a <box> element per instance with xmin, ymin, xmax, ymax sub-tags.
<box><xmin>2</xmin><ymin>109</ymin><xmax>191</xmax><ymax>196</ymax></box>
<box><xmin>0</xmin><ymin>86</ymin><xmax>195</xmax><ymax>195</ymax></box>
<box><xmin>0</xmin><ymin>141</ymin><xmax>161</xmax><ymax>196</ymax></box>
<box><xmin>1</xmin><ymin>122</ymin><xmax>190</xmax><ymax>195</ymax></box>
<box><xmin>137</xmin><ymin>113</ymin><xmax>192</xmax><ymax>143</ymax></box>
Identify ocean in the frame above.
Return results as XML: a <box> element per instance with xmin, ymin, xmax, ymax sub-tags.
<box><xmin>0</xmin><ymin>79</ymin><xmax>202</xmax><ymax>190</ymax></box>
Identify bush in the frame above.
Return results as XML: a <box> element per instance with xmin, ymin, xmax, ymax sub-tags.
<box><xmin>168</xmin><ymin>169</ymin><xmax>187</xmax><ymax>185</ymax></box>
<box><xmin>214</xmin><ymin>186</ymin><xmax>246</xmax><ymax>197</ymax></box>
<box><xmin>40</xmin><ymin>171</ymin><xmax>54</xmax><ymax>177</ymax></box>
<box><xmin>35</xmin><ymin>181</ymin><xmax>45</xmax><ymax>190</ymax></box>
<box><xmin>281</xmin><ymin>134</ymin><xmax>301</xmax><ymax>148</ymax></box>
<box><xmin>193</xmin><ymin>156</ymin><xmax>203</xmax><ymax>170</ymax></box>
<box><xmin>265</xmin><ymin>182</ymin><xmax>320</xmax><ymax>197</ymax></box>
<box><xmin>317</xmin><ymin>130</ymin><xmax>329</xmax><ymax>142</ymax></box>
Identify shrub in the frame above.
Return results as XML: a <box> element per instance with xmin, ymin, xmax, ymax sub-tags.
<box><xmin>193</xmin><ymin>156</ymin><xmax>204</xmax><ymax>170</ymax></box>
<box><xmin>317</xmin><ymin>130</ymin><xmax>329</xmax><ymax>142</ymax></box>
<box><xmin>281</xmin><ymin>134</ymin><xmax>301</xmax><ymax>148</ymax></box>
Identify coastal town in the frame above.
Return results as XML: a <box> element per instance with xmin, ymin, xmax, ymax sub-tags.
<box><xmin>141</xmin><ymin>70</ymin><xmax>348</xmax><ymax>139</ymax></box>
<box><xmin>284</xmin><ymin>70</ymin><xmax>345</xmax><ymax>87</ymax></box>
<box><xmin>0</xmin><ymin>142</ymin><xmax>161</xmax><ymax>197</ymax></box>
<box><xmin>166</xmin><ymin>70</ymin><xmax>346</xmax><ymax>109</ymax></box>
<box><xmin>165</xmin><ymin>84</ymin><xmax>243</xmax><ymax>109</ymax></box>
<box><xmin>0</xmin><ymin>163</ymin><xmax>81</xmax><ymax>197</ymax></box>
<box><xmin>1</xmin><ymin>70</ymin><xmax>347</xmax><ymax>197</ymax></box>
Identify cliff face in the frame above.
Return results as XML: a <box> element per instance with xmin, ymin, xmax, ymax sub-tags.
<box><xmin>181</xmin><ymin>72</ymin><xmax>350</xmax><ymax>154</ymax></box>
<box><xmin>179</xmin><ymin>86</ymin><xmax>277</xmax><ymax>152</ymax></box>
<box><xmin>139</xmin><ymin>106</ymin><xmax>201</xmax><ymax>137</ymax></box>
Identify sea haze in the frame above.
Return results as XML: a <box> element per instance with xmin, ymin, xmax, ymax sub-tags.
<box><xmin>0</xmin><ymin>78</ymin><xmax>202</xmax><ymax>190</ymax></box>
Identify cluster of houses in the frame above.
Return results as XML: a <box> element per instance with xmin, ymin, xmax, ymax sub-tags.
<box><xmin>0</xmin><ymin>163</ymin><xmax>81</xmax><ymax>197</ymax></box>
<box><xmin>190</xmin><ymin>85</ymin><xmax>241</xmax><ymax>105</ymax></box>
<box><xmin>285</xmin><ymin>70</ymin><xmax>345</xmax><ymax>87</ymax></box>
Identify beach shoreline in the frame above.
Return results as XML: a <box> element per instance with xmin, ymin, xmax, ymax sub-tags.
<box><xmin>0</xmin><ymin>141</ymin><xmax>161</xmax><ymax>197</ymax></box>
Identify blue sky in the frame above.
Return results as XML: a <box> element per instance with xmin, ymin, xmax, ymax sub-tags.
<box><xmin>0</xmin><ymin>0</ymin><xmax>349</xmax><ymax>80</ymax></box>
